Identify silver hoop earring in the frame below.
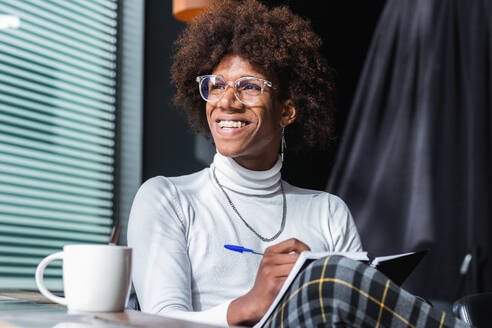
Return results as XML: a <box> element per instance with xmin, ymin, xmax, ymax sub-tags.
<box><xmin>281</xmin><ymin>127</ymin><xmax>286</xmax><ymax>162</ymax></box>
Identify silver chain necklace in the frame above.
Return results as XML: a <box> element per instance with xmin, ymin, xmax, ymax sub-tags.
<box><xmin>212</xmin><ymin>167</ymin><xmax>286</xmax><ymax>242</ymax></box>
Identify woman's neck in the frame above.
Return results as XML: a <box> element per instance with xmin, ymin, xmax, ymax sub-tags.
<box><xmin>231</xmin><ymin>153</ymin><xmax>278</xmax><ymax>171</ymax></box>
<box><xmin>212</xmin><ymin>152</ymin><xmax>282</xmax><ymax>195</ymax></box>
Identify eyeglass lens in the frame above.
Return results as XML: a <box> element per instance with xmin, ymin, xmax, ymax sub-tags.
<box><xmin>200</xmin><ymin>76</ymin><xmax>264</xmax><ymax>104</ymax></box>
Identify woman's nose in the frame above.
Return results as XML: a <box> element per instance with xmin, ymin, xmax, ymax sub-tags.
<box><xmin>219</xmin><ymin>85</ymin><xmax>239</xmax><ymax>108</ymax></box>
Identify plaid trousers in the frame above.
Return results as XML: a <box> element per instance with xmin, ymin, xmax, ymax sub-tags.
<box><xmin>263</xmin><ymin>255</ymin><xmax>473</xmax><ymax>328</ymax></box>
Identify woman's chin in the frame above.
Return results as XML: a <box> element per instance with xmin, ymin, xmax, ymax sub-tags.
<box><xmin>216</xmin><ymin>146</ymin><xmax>243</xmax><ymax>158</ymax></box>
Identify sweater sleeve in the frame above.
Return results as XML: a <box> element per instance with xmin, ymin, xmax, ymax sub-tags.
<box><xmin>328</xmin><ymin>194</ymin><xmax>363</xmax><ymax>252</ymax></box>
<box><xmin>127</xmin><ymin>177</ymin><xmax>232</xmax><ymax>327</ymax></box>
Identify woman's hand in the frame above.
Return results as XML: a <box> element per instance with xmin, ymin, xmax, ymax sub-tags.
<box><xmin>227</xmin><ymin>238</ymin><xmax>310</xmax><ymax>326</ymax></box>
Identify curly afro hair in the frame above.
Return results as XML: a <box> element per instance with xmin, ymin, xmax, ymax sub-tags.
<box><xmin>171</xmin><ymin>0</ymin><xmax>336</xmax><ymax>152</ymax></box>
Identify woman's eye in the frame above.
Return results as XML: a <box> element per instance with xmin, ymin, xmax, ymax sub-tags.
<box><xmin>211</xmin><ymin>83</ymin><xmax>226</xmax><ymax>90</ymax></box>
<box><xmin>240</xmin><ymin>83</ymin><xmax>261</xmax><ymax>91</ymax></box>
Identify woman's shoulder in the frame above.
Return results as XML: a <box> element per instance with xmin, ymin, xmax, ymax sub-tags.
<box><xmin>130</xmin><ymin>168</ymin><xmax>211</xmax><ymax>226</ymax></box>
<box><xmin>283</xmin><ymin>181</ymin><xmax>351</xmax><ymax>215</ymax></box>
<box><xmin>138</xmin><ymin>168</ymin><xmax>210</xmax><ymax>197</ymax></box>
<box><xmin>283</xmin><ymin>180</ymin><xmax>346</xmax><ymax>202</ymax></box>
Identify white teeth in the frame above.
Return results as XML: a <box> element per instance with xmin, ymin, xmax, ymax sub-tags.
<box><xmin>219</xmin><ymin>120</ymin><xmax>247</xmax><ymax>128</ymax></box>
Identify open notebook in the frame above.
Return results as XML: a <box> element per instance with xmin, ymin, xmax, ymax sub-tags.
<box><xmin>254</xmin><ymin>249</ymin><xmax>428</xmax><ymax>328</ymax></box>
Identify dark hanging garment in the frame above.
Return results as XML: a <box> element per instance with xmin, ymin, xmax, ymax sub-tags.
<box><xmin>327</xmin><ymin>0</ymin><xmax>492</xmax><ymax>301</ymax></box>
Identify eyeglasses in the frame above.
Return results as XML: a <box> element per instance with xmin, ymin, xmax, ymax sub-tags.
<box><xmin>196</xmin><ymin>75</ymin><xmax>274</xmax><ymax>105</ymax></box>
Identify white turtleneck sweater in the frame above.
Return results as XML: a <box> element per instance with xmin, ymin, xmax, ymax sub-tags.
<box><xmin>127</xmin><ymin>153</ymin><xmax>362</xmax><ymax>327</ymax></box>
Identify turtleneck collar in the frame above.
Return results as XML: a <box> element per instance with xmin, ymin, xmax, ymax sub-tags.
<box><xmin>210</xmin><ymin>151</ymin><xmax>282</xmax><ymax>195</ymax></box>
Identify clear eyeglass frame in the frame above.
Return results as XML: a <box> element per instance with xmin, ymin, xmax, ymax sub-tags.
<box><xmin>196</xmin><ymin>74</ymin><xmax>274</xmax><ymax>105</ymax></box>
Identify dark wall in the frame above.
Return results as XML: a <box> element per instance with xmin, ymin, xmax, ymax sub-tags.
<box><xmin>143</xmin><ymin>0</ymin><xmax>386</xmax><ymax>187</ymax></box>
<box><xmin>143</xmin><ymin>0</ymin><xmax>203</xmax><ymax>181</ymax></box>
<box><xmin>277</xmin><ymin>1</ymin><xmax>387</xmax><ymax>189</ymax></box>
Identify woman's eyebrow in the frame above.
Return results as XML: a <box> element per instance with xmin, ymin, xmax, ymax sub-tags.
<box><xmin>213</xmin><ymin>74</ymin><xmax>265</xmax><ymax>80</ymax></box>
<box><xmin>239</xmin><ymin>74</ymin><xmax>265</xmax><ymax>79</ymax></box>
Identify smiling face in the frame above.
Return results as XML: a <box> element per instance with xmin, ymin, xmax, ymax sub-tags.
<box><xmin>205</xmin><ymin>55</ymin><xmax>295</xmax><ymax>171</ymax></box>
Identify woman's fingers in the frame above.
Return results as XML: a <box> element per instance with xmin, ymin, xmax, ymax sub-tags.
<box><xmin>261</xmin><ymin>263</ymin><xmax>296</xmax><ymax>279</ymax></box>
<box><xmin>261</xmin><ymin>252</ymin><xmax>298</xmax><ymax>265</ymax></box>
<box><xmin>264</xmin><ymin>238</ymin><xmax>311</xmax><ymax>255</ymax></box>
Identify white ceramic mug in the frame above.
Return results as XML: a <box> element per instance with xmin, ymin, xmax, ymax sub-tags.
<box><xmin>35</xmin><ymin>244</ymin><xmax>132</xmax><ymax>312</ymax></box>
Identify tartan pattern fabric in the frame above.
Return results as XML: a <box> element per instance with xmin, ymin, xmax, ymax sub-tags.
<box><xmin>263</xmin><ymin>256</ymin><xmax>473</xmax><ymax>328</ymax></box>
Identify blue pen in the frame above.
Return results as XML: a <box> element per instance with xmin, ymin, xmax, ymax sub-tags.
<box><xmin>224</xmin><ymin>244</ymin><xmax>264</xmax><ymax>255</ymax></box>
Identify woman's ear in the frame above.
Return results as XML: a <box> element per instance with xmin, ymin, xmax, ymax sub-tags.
<box><xmin>280</xmin><ymin>99</ymin><xmax>296</xmax><ymax>127</ymax></box>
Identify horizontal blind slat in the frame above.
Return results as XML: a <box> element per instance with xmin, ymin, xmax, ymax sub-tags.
<box><xmin>52</xmin><ymin>0</ymin><xmax>117</xmax><ymax>27</ymax></box>
<box><xmin>0</xmin><ymin>43</ymin><xmax>115</xmax><ymax>86</ymax></box>
<box><xmin>3</xmin><ymin>1</ymin><xmax>117</xmax><ymax>42</ymax></box>
<box><xmin>94</xmin><ymin>0</ymin><xmax>118</xmax><ymax>11</ymax></box>
<box><xmin>0</xmin><ymin>267</ymin><xmax>61</xmax><ymax>275</ymax></box>
<box><xmin>0</xmin><ymin>53</ymin><xmax>116</xmax><ymax>95</ymax></box>
<box><xmin>0</xmin><ymin>104</ymin><xmax>115</xmax><ymax>139</ymax></box>
<box><xmin>0</xmin><ymin>224</ymin><xmax>111</xmax><ymax>242</ymax></box>
<box><xmin>0</xmin><ymin>143</ymin><xmax>113</xmax><ymax>174</ymax></box>
<box><xmin>0</xmin><ymin>133</ymin><xmax>114</xmax><ymax>165</ymax></box>
<box><xmin>23</xmin><ymin>0</ymin><xmax>117</xmax><ymax>35</ymax></box>
<box><xmin>0</xmin><ymin>3</ymin><xmax>115</xmax><ymax>52</ymax></box>
<box><xmin>0</xmin><ymin>174</ymin><xmax>113</xmax><ymax>199</ymax></box>
<box><xmin>0</xmin><ymin>185</ymin><xmax>113</xmax><ymax>208</ymax></box>
<box><xmin>0</xmin><ymin>62</ymin><xmax>116</xmax><ymax>103</ymax></box>
<box><xmin>0</xmin><ymin>256</ymin><xmax>61</xmax><ymax>266</ymax></box>
<box><xmin>0</xmin><ymin>194</ymin><xmax>113</xmax><ymax>216</ymax></box>
<box><xmin>0</xmin><ymin>236</ymin><xmax>72</xmax><ymax>249</ymax></box>
<box><xmin>0</xmin><ymin>277</ymin><xmax>62</xmax><ymax>291</ymax></box>
<box><xmin>0</xmin><ymin>215</ymin><xmax>113</xmax><ymax>233</ymax></box>
<box><xmin>0</xmin><ymin>123</ymin><xmax>114</xmax><ymax>155</ymax></box>
<box><xmin>1</xmin><ymin>75</ymin><xmax>116</xmax><ymax>113</ymax></box>
<box><xmin>0</xmin><ymin>140</ymin><xmax>113</xmax><ymax>172</ymax></box>
<box><xmin>0</xmin><ymin>207</ymin><xmax>113</xmax><ymax>225</ymax></box>
<box><xmin>0</xmin><ymin>93</ymin><xmax>115</xmax><ymax>128</ymax></box>
<box><xmin>73</xmin><ymin>0</ymin><xmax>117</xmax><ymax>19</ymax></box>
<box><xmin>4</xmin><ymin>29</ymin><xmax>116</xmax><ymax>69</ymax></box>
<box><xmin>0</xmin><ymin>34</ymin><xmax>116</xmax><ymax>76</ymax></box>
<box><xmin>18</xmin><ymin>20</ymin><xmax>116</xmax><ymax>60</ymax></box>
<box><xmin>0</xmin><ymin>110</ymin><xmax>115</xmax><ymax>146</ymax></box>
<box><xmin>0</xmin><ymin>245</ymin><xmax>60</xmax><ymax>256</ymax></box>
<box><xmin>0</xmin><ymin>164</ymin><xmax>114</xmax><ymax>191</ymax></box>
<box><xmin>0</xmin><ymin>153</ymin><xmax>113</xmax><ymax>181</ymax></box>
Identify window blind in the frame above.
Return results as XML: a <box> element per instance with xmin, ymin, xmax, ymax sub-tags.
<box><xmin>0</xmin><ymin>0</ymin><xmax>118</xmax><ymax>290</ymax></box>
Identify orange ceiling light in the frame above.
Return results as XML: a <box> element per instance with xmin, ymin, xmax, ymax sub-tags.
<box><xmin>173</xmin><ymin>0</ymin><xmax>211</xmax><ymax>22</ymax></box>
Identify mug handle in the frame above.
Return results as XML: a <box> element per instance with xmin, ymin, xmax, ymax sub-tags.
<box><xmin>35</xmin><ymin>251</ymin><xmax>67</xmax><ymax>306</ymax></box>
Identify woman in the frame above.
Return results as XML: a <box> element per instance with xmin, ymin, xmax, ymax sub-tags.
<box><xmin>128</xmin><ymin>1</ymin><xmax>470</xmax><ymax>327</ymax></box>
